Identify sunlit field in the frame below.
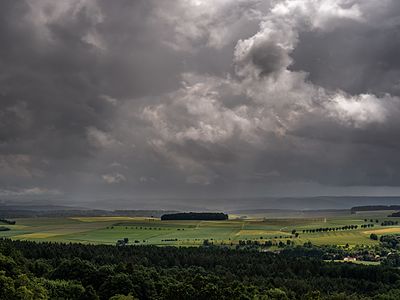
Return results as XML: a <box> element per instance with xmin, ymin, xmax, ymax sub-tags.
<box><xmin>2</xmin><ymin>211</ymin><xmax>400</xmax><ymax>247</ymax></box>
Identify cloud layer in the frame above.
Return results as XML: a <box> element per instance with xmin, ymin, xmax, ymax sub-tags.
<box><xmin>1</xmin><ymin>0</ymin><xmax>400</xmax><ymax>206</ymax></box>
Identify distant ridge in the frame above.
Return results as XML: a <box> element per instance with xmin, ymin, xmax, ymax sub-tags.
<box><xmin>218</xmin><ymin>196</ymin><xmax>400</xmax><ymax>211</ymax></box>
<box><xmin>0</xmin><ymin>202</ymin><xmax>179</xmax><ymax>218</ymax></box>
<box><xmin>3</xmin><ymin>196</ymin><xmax>400</xmax><ymax>213</ymax></box>
<box><xmin>350</xmin><ymin>205</ymin><xmax>400</xmax><ymax>213</ymax></box>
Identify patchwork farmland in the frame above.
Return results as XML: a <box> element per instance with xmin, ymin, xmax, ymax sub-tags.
<box><xmin>1</xmin><ymin>211</ymin><xmax>400</xmax><ymax>247</ymax></box>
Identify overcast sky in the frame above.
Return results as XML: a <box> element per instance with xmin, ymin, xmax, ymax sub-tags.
<box><xmin>2</xmin><ymin>0</ymin><xmax>400</xmax><ymax>208</ymax></box>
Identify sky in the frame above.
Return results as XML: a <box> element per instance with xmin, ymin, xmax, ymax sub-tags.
<box><xmin>2</xmin><ymin>0</ymin><xmax>400</xmax><ymax>209</ymax></box>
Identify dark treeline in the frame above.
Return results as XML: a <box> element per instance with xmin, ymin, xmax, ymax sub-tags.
<box><xmin>389</xmin><ymin>211</ymin><xmax>400</xmax><ymax>217</ymax></box>
<box><xmin>378</xmin><ymin>235</ymin><xmax>400</xmax><ymax>268</ymax></box>
<box><xmin>0</xmin><ymin>218</ymin><xmax>16</xmax><ymax>225</ymax></box>
<box><xmin>1</xmin><ymin>239</ymin><xmax>400</xmax><ymax>299</ymax></box>
<box><xmin>301</xmin><ymin>224</ymin><xmax>374</xmax><ymax>233</ymax></box>
<box><xmin>161</xmin><ymin>212</ymin><xmax>228</xmax><ymax>221</ymax></box>
<box><xmin>381</xmin><ymin>220</ymin><xmax>399</xmax><ymax>226</ymax></box>
<box><xmin>380</xmin><ymin>235</ymin><xmax>400</xmax><ymax>249</ymax></box>
<box><xmin>351</xmin><ymin>205</ymin><xmax>400</xmax><ymax>213</ymax></box>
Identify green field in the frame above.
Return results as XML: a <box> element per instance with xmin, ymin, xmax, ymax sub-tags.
<box><xmin>1</xmin><ymin>212</ymin><xmax>400</xmax><ymax>247</ymax></box>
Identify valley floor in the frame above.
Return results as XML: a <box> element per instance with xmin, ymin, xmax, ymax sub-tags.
<box><xmin>1</xmin><ymin>210</ymin><xmax>399</xmax><ymax>248</ymax></box>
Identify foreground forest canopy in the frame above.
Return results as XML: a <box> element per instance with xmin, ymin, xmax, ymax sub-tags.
<box><xmin>1</xmin><ymin>239</ymin><xmax>400</xmax><ymax>300</ymax></box>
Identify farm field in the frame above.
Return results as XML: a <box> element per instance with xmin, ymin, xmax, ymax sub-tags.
<box><xmin>1</xmin><ymin>212</ymin><xmax>400</xmax><ymax>247</ymax></box>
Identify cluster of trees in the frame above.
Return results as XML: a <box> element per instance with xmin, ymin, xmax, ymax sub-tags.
<box><xmin>0</xmin><ymin>226</ymin><xmax>10</xmax><ymax>231</ymax></box>
<box><xmin>381</xmin><ymin>220</ymin><xmax>399</xmax><ymax>226</ymax></box>
<box><xmin>2</xmin><ymin>238</ymin><xmax>400</xmax><ymax>299</ymax></box>
<box><xmin>281</xmin><ymin>242</ymin><xmax>348</xmax><ymax>259</ymax></box>
<box><xmin>0</xmin><ymin>218</ymin><xmax>16</xmax><ymax>225</ymax></box>
<box><xmin>302</xmin><ymin>225</ymin><xmax>360</xmax><ymax>233</ymax></box>
<box><xmin>377</xmin><ymin>235</ymin><xmax>400</xmax><ymax>267</ymax></box>
<box><xmin>364</xmin><ymin>219</ymin><xmax>379</xmax><ymax>223</ymax></box>
<box><xmin>281</xmin><ymin>242</ymin><xmax>388</xmax><ymax>263</ymax></box>
<box><xmin>236</xmin><ymin>239</ymin><xmax>294</xmax><ymax>248</ymax></box>
<box><xmin>389</xmin><ymin>211</ymin><xmax>400</xmax><ymax>217</ymax></box>
<box><xmin>161</xmin><ymin>212</ymin><xmax>228</xmax><ymax>221</ymax></box>
<box><xmin>380</xmin><ymin>235</ymin><xmax>400</xmax><ymax>249</ymax></box>
<box><xmin>370</xmin><ymin>233</ymin><xmax>378</xmax><ymax>240</ymax></box>
<box><xmin>271</xmin><ymin>235</ymin><xmax>292</xmax><ymax>239</ymax></box>
<box><xmin>360</xmin><ymin>224</ymin><xmax>375</xmax><ymax>228</ymax></box>
<box><xmin>351</xmin><ymin>205</ymin><xmax>400</xmax><ymax>213</ymax></box>
<box><xmin>382</xmin><ymin>253</ymin><xmax>400</xmax><ymax>267</ymax></box>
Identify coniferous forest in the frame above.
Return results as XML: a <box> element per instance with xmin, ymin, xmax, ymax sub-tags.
<box><xmin>1</xmin><ymin>238</ymin><xmax>400</xmax><ymax>300</ymax></box>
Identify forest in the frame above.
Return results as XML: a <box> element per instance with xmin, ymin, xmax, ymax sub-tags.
<box><xmin>1</xmin><ymin>238</ymin><xmax>400</xmax><ymax>299</ymax></box>
<box><xmin>160</xmin><ymin>212</ymin><xmax>228</xmax><ymax>221</ymax></box>
<box><xmin>350</xmin><ymin>206</ymin><xmax>400</xmax><ymax>213</ymax></box>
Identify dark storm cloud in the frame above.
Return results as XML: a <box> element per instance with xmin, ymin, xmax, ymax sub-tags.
<box><xmin>245</xmin><ymin>41</ymin><xmax>290</xmax><ymax>77</ymax></box>
<box><xmin>291</xmin><ymin>0</ymin><xmax>400</xmax><ymax>96</ymax></box>
<box><xmin>1</xmin><ymin>0</ymin><xmax>400</xmax><ymax>205</ymax></box>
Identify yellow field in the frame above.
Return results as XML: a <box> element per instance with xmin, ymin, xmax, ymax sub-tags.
<box><xmin>363</xmin><ymin>228</ymin><xmax>400</xmax><ymax>235</ymax></box>
<box><xmin>15</xmin><ymin>232</ymin><xmax>62</xmax><ymax>239</ymax></box>
<box><xmin>1</xmin><ymin>214</ymin><xmax>399</xmax><ymax>247</ymax></box>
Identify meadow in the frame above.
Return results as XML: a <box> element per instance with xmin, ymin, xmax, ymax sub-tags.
<box><xmin>1</xmin><ymin>210</ymin><xmax>400</xmax><ymax>247</ymax></box>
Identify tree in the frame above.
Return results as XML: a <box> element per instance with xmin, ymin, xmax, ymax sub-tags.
<box><xmin>15</xmin><ymin>286</ymin><xmax>34</xmax><ymax>300</ymax></box>
<box><xmin>203</xmin><ymin>239</ymin><xmax>211</xmax><ymax>246</ymax></box>
<box><xmin>370</xmin><ymin>233</ymin><xmax>378</xmax><ymax>240</ymax></box>
<box><xmin>0</xmin><ymin>271</ymin><xmax>15</xmax><ymax>300</ymax></box>
<box><xmin>43</xmin><ymin>279</ymin><xmax>85</xmax><ymax>299</ymax></box>
<box><xmin>99</xmin><ymin>274</ymin><xmax>134</xmax><ymax>300</ymax></box>
<box><xmin>80</xmin><ymin>285</ymin><xmax>99</xmax><ymax>300</ymax></box>
<box><xmin>51</xmin><ymin>258</ymin><xmax>97</xmax><ymax>286</ymax></box>
<box><xmin>109</xmin><ymin>294</ymin><xmax>137</xmax><ymax>300</ymax></box>
<box><xmin>265</xmin><ymin>288</ymin><xmax>289</xmax><ymax>300</ymax></box>
<box><xmin>304</xmin><ymin>291</ymin><xmax>322</xmax><ymax>300</ymax></box>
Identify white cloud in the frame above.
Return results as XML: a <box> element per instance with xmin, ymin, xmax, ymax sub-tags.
<box><xmin>0</xmin><ymin>187</ymin><xmax>62</xmax><ymax>196</ymax></box>
<box><xmin>139</xmin><ymin>0</ymin><xmax>400</xmax><ymax>180</ymax></box>
<box><xmin>271</xmin><ymin>0</ymin><xmax>363</xmax><ymax>30</ymax></box>
<box><xmin>26</xmin><ymin>0</ymin><xmax>104</xmax><ymax>44</ymax></box>
<box><xmin>86</xmin><ymin>127</ymin><xmax>120</xmax><ymax>149</ymax></box>
<box><xmin>99</xmin><ymin>94</ymin><xmax>118</xmax><ymax>106</ymax></box>
<box><xmin>102</xmin><ymin>173</ymin><xmax>126</xmax><ymax>184</ymax></box>
<box><xmin>327</xmin><ymin>93</ymin><xmax>390</xmax><ymax>128</ymax></box>
<box><xmin>155</xmin><ymin>0</ymin><xmax>264</xmax><ymax>51</ymax></box>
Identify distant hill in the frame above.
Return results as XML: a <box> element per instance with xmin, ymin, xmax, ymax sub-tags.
<box><xmin>230</xmin><ymin>208</ymin><xmax>351</xmax><ymax>218</ymax></box>
<box><xmin>350</xmin><ymin>205</ymin><xmax>400</xmax><ymax>213</ymax></box>
<box><xmin>216</xmin><ymin>196</ymin><xmax>400</xmax><ymax>211</ymax></box>
<box><xmin>0</xmin><ymin>202</ymin><xmax>179</xmax><ymax>218</ymax></box>
<box><xmin>3</xmin><ymin>196</ymin><xmax>400</xmax><ymax>215</ymax></box>
<box><xmin>72</xmin><ymin>196</ymin><xmax>400</xmax><ymax>211</ymax></box>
